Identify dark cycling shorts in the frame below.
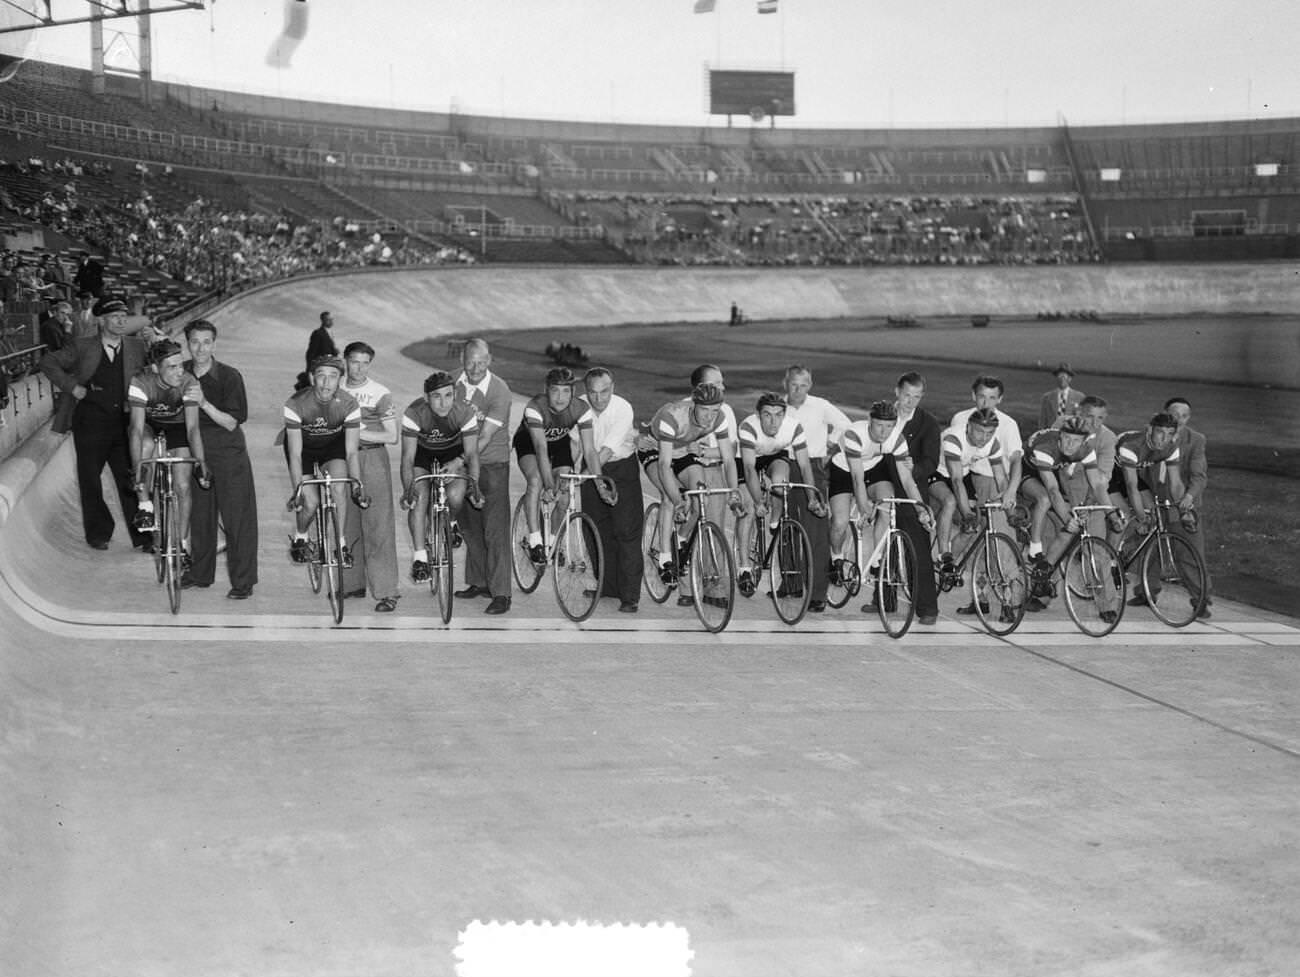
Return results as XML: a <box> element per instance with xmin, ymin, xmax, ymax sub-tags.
<box><xmin>147</xmin><ymin>423</ymin><xmax>189</xmax><ymax>452</ymax></box>
<box><xmin>828</xmin><ymin>461</ymin><xmax>893</xmax><ymax>497</ymax></box>
<box><xmin>301</xmin><ymin>433</ymin><xmax>347</xmax><ymax>471</ymax></box>
<box><xmin>414</xmin><ymin>445</ymin><xmax>464</xmax><ymax>472</ymax></box>
<box><xmin>513</xmin><ymin>425</ymin><xmax>574</xmax><ymax>470</ymax></box>
<box><xmin>931</xmin><ymin>471</ymin><xmax>977</xmax><ymax>499</ymax></box>
<box><xmin>1108</xmin><ymin>466</ymin><xmax>1152</xmax><ymax>497</ymax></box>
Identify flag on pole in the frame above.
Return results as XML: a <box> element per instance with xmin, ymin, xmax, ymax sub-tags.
<box><xmin>757</xmin><ymin>0</ymin><xmax>777</xmax><ymax>13</ymax></box>
<box><xmin>693</xmin><ymin>0</ymin><xmax>716</xmax><ymax>12</ymax></box>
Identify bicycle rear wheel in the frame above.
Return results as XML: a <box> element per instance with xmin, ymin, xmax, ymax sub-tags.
<box><xmin>553</xmin><ymin>511</ymin><xmax>602</xmax><ymax>622</ymax></box>
<box><xmin>825</xmin><ymin>521</ymin><xmax>860</xmax><ymax>609</ymax></box>
<box><xmin>690</xmin><ymin>520</ymin><xmax>735</xmax><ymax>633</ymax></box>
<box><xmin>971</xmin><ymin>532</ymin><xmax>1028</xmax><ymax>636</ymax></box>
<box><xmin>429</xmin><ymin>510</ymin><xmax>454</xmax><ymax>624</ymax></box>
<box><xmin>877</xmin><ymin>529</ymin><xmax>916</xmax><ymax>638</ymax></box>
<box><xmin>641</xmin><ymin>502</ymin><xmax>672</xmax><ymax>604</ymax></box>
<box><xmin>510</xmin><ymin>495</ymin><xmax>544</xmax><ymax>594</ymax></box>
<box><xmin>1140</xmin><ymin>532</ymin><xmax>1207</xmax><ymax>628</ymax></box>
<box><xmin>1063</xmin><ymin>536</ymin><xmax>1125</xmax><ymax>637</ymax></box>
<box><xmin>768</xmin><ymin>518</ymin><xmax>812</xmax><ymax>625</ymax></box>
<box><xmin>162</xmin><ymin>496</ymin><xmax>182</xmax><ymax>615</ymax></box>
<box><xmin>322</xmin><ymin>507</ymin><xmax>345</xmax><ymax>625</ymax></box>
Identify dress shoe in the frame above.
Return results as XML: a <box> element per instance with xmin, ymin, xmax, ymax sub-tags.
<box><xmin>677</xmin><ymin>594</ymin><xmax>694</xmax><ymax>607</ymax></box>
<box><xmin>374</xmin><ymin>597</ymin><xmax>399</xmax><ymax>613</ymax></box>
<box><xmin>618</xmin><ymin>601</ymin><xmax>639</xmax><ymax>613</ymax></box>
<box><xmin>484</xmin><ymin>595</ymin><xmax>511</xmax><ymax>615</ymax></box>
<box><xmin>1127</xmin><ymin>593</ymin><xmax>1150</xmax><ymax>607</ymax></box>
<box><xmin>455</xmin><ymin>584</ymin><xmax>489</xmax><ymax>599</ymax></box>
<box><xmin>344</xmin><ymin>588</ymin><xmax>367</xmax><ymax>599</ymax></box>
<box><xmin>955</xmin><ymin>601</ymin><xmax>989</xmax><ymax>615</ymax></box>
<box><xmin>226</xmin><ymin>586</ymin><xmax>253</xmax><ymax>600</ymax></box>
<box><xmin>917</xmin><ymin>613</ymin><xmax>938</xmax><ymax>626</ymax></box>
<box><xmin>88</xmin><ymin>540</ymin><xmax>110</xmax><ymax>551</ymax></box>
<box><xmin>807</xmin><ymin>599</ymin><xmax>826</xmax><ymax>613</ymax></box>
<box><xmin>180</xmin><ymin>574</ymin><xmax>210</xmax><ymax>590</ymax></box>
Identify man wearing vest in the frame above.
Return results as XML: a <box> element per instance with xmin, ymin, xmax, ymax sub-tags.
<box><xmin>40</xmin><ymin>298</ymin><xmax>150</xmax><ymax>550</ymax></box>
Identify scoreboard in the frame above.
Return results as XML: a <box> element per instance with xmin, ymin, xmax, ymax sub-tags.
<box><xmin>708</xmin><ymin>69</ymin><xmax>795</xmax><ymax>118</ymax></box>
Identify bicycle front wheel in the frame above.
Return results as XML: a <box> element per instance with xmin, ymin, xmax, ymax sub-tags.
<box><xmin>510</xmin><ymin>495</ymin><xmax>544</xmax><ymax>594</ymax></box>
<box><xmin>553</xmin><ymin>511</ymin><xmax>603</xmax><ymax>622</ymax></box>
<box><xmin>641</xmin><ymin>502</ymin><xmax>672</xmax><ymax>604</ymax></box>
<box><xmin>1063</xmin><ymin>536</ymin><xmax>1125</xmax><ymax>637</ymax></box>
<box><xmin>429</xmin><ymin>510</ymin><xmax>454</xmax><ymax>625</ymax></box>
<box><xmin>152</xmin><ymin>498</ymin><xmax>166</xmax><ymax>584</ymax></box>
<box><xmin>877</xmin><ymin>529</ymin><xmax>916</xmax><ymax>638</ymax></box>
<box><xmin>162</xmin><ymin>496</ymin><xmax>182</xmax><ymax>615</ymax></box>
<box><xmin>1140</xmin><ymin>532</ymin><xmax>1207</xmax><ymax>628</ymax></box>
<box><xmin>322</xmin><ymin>506</ymin><xmax>345</xmax><ymax>625</ymax></box>
<box><xmin>690</xmin><ymin>520</ymin><xmax>735</xmax><ymax>633</ymax></box>
<box><xmin>769</xmin><ymin>518</ymin><xmax>812</xmax><ymax>626</ymax></box>
<box><xmin>971</xmin><ymin>532</ymin><xmax>1028</xmax><ymax>636</ymax></box>
<box><xmin>825</xmin><ymin>520</ymin><xmax>861</xmax><ymax>609</ymax></box>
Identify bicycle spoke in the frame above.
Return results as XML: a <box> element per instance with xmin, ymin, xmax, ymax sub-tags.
<box><xmin>553</xmin><ymin>512</ymin><xmax>602</xmax><ymax>622</ymax></box>
<box><xmin>690</xmin><ymin>521</ymin><xmax>735</xmax><ymax>633</ymax></box>
<box><xmin>971</xmin><ymin>532</ymin><xmax>1027</xmax><ymax>636</ymax></box>
<box><xmin>510</xmin><ymin>495</ymin><xmax>544</xmax><ymax>594</ymax></box>
<box><xmin>877</xmin><ymin>530</ymin><xmax>916</xmax><ymax>638</ymax></box>
<box><xmin>641</xmin><ymin>502</ymin><xmax>672</xmax><ymax>604</ymax></box>
<box><xmin>768</xmin><ymin>519</ymin><xmax>811</xmax><ymax>626</ymax></box>
<box><xmin>1063</xmin><ymin>536</ymin><xmax>1125</xmax><ymax>637</ymax></box>
<box><xmin>1140</xmin><ymin>532</ymin><xmax>1207</xmax><ymax>628</ymax></box>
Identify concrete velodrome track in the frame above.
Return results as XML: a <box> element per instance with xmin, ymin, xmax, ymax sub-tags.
<box><xmin>3</xmin><ymin>267</ymin><xmax>1299</xmax><ymax>976</ymax></box>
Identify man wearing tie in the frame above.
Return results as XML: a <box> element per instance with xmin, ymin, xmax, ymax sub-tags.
<box><xmin>1039</xmin><ymin>362</ymin><xmax>1086</xmax><ymax>431</ymax></box>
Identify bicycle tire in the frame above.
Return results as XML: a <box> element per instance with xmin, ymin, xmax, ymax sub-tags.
<box><xmin>690</xmin><ymin>519</ymin><xmax>735</xmax><ymax>633</ymax></box>
<box><xmin>553</xmin><ymin>511</ymin><xmax>603</xmax><ymax>622</ymax></box>
<box><xmin>430</xmin><ymin>509</ymin><xmax>454</xmax><ymax>625</ymax></box>
<box><xmin>163</xmin><ymin>495</ymin><xmax>182</xmax><ymax>615</ymax></box>
<box><xmin>641</xmin><ymin>502</ymin><xmax>672</xmax><ymax>604</ymax></box>
<box><xmin>1140</xmin><ymin>532</ymin><xmax>1207</xmax><ymax>628</ymax></box>
<box><xmin>510</xmin><ymin>494</ymin><xmax>544</xmax><ymax>594</ymax></box>
<box><xmin>1063</xmin><ymin>536</ymin><xmax>1125</xmax><ymax>637</ymax></box>
<box><xmin>768</xmin><ymin>518</ymin><xmax>812</xmax><ymax>626</ymax></box>
<box><xmin>971</xmin><ymin>532</ymin><xmax>1027</xmax><ymax>636</ymax></box>
<box><xmin>825</xmin><ymin>521</ymin><xmax>861</xmax><ymax>609</ymax></box>
<box><xmin>323</xmin><ymin>506</ymin><xmax>345</xmax><ymax>625</ymax></box>
<box><xmin>877</xmin><ymin>529</ymin><xmax>916</xmax><ymax>638</ymax></box>
<box><xmin>307</xmin><ymin>519</ymin><xmax>323</xmax><ymax>594</ymax></box>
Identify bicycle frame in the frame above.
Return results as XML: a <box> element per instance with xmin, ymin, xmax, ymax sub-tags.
<box><xmin>1040</xmin><ymin>504</ymin><xmax>1126</xmax><ymax>637</ymax></box>
<box><xmin>940</xmin><ymin>500</ymin><xmax>1028</xmax><ymax>635</ymax></box>
<box><xmin>1119</xmin><ymin>497</ymin><xmax>1208</xmax><ymax>627</ymax></box>
<box><xmin>751</xmin><ymin>479</ymin><xmax>824</xmax><ymax>626</ymax></box>
<box><xmin>292</xmin><ymin>466</ymin><xmax>360</xmax><ymax>624</ymax></box>
<box><xmin>410</xmin><ymin>470</ymin><xmax>474</xmax><ymax>624</ymax></box>
<box><xmin>138</xmin><ymin>432</ymin><xmax>200</xmax><ymax>615</ymax></box>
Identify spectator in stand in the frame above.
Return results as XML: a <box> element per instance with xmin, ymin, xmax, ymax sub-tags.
<box><xmin>73</xmin><ymin>252</ymin><xmax>105</xmax><ymax>299</ymax></box>
<box><xmin>1038</xmin><ymin>362</ymin><xmax>1085</xmax><ymax>430</ymax></box>
<box><xmin>39</xmin><ymin>300</ymin><xmax>76</xmax><ymax>353</ymax></box>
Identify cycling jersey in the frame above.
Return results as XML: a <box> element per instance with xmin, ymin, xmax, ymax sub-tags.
<box><xmin>650</xmin><ymin>400</ymin><xmax>731</xmax><ymax>458</ymax></box>
<box><xmin>519</xmin><ymin>393</ymin><xmax>594</xmax><ymax>443</ymax></box>
<box><xmin>829</xmin><ymin>420</ymin><xmax>910</xmax><ymax>473</ymax></box>
<box><xmin>284</xmin><ymin>387</ymin><xmax>361</xmax><ymax>448</ymax></box>
<box><xmin>402</xmin><ymin>398</ymin><xmax>478</xmax><ymax>460</ymax></box>
<box><xmin>1025</xmin><ymin>428</ymin><xmax>1097</xmax><ymax>476</ymax></box>
<box><xmin>128</xmin><ymin>369</ymin><xmax>201</xmax><ymax>431</ymax></box>
<box><xmin>1115</xmin><ymin>430</ymin><xmax>1180</xmax><ymax>471</ymax></box>
<box><xmin>941</xmin><ymin>425</ymin><xmax>1003</xmax><ymax>476</ymax></box>
<box><xmin>737</xmin><ymin>413</ymin><xmax>807</xmax><ymax>458</ymax></box>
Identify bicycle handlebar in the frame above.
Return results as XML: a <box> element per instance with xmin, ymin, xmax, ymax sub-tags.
<box><xmin>765</xmin><ymin>480</ymin><xmax>827</xmax><ymax>509</ymax></box>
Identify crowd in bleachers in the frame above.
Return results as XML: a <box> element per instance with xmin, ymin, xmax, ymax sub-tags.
<box><xmin>553</xmin><ymin>191</ymin><xmax>1099</xmax><ymax>266</ymax></box>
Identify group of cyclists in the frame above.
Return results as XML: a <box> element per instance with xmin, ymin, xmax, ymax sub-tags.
<box><xmin>119</xmin><ymin>326</ymin><xmax>1207</xmax><ymax>626</ymax></box>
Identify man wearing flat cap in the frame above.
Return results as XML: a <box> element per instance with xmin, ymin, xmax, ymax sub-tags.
<box><xmin>1038</xmin><ymin>362</ymin><xmax>1085</xmax><ymax>431</ymax></box>
<box><xmin>39</xmin><ymin>297</ymin><xmax>150</xmax><ymax>550</ymax></box>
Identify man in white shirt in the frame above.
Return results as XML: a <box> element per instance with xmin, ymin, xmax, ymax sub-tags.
<box><xmin>950</xmin><ymin>374</ymin><xmax>1024</xmax><ymax>529</ymax></box>
<box><xmin>781</xmin><ymin>364</ymin><xmax>850</xmax><ymax>612</ymax></box>
<box><xmin>576</xmin><ymin>368</ymin><xmax>643</xmax><ymax>612</ymax></box>
<box><xmin>339</xmin><ymin>341</ymin><xmax>400</xmax><ymax>612</ymax></box>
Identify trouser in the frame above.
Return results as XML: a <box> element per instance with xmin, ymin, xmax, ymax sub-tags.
<box><xmin>789</xmin><ymin>457</ymin><xmax>831</xmax><ymax>602</ymax></box>
<box><xmin>189</xmin><ymin>443</ymin><xmax>259</xmax><ymax>589</ymax></box>
<box><xmin>897</xmin><ymin>503</ymin><xmax>938</xmax><ymax>616</ymax></box>
<box><xmin>582</xmin><ymin>453</ymin><xmax>644</xmax><ymax>605</ymax></box>
<box><xmin>72</xmin><ymin>411</ymin><xmax>144</xmax><ymax>547</ymax></box>
<box><xmin>462</xmin><ymin>460</ymin><xmax>511</xmax><ymax>597</ymax></box>
<box><xmin>342</xmin><ymin>445</ymin><xmax>399</xmax><ymax>599</ymax></box>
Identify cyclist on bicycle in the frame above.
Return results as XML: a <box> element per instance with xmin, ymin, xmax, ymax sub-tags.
<box><xmin>735</xmin><ymin>391</ymin><xmax>827</xmax><ymax>597</ymax></box>
<box><xmin>512</xmin><ymin>367</ymin><xmax>612</xmax><ymax>565</ymax></box>
<box><xmin>934</xmin><ymin>407</ymin><xmax>1008</xmax><ymax>580</ymax></box>
<box><xmin>128</xmin><ymin>339</ymin><xmax>209</xmax><ymax>560</ymax></box>
<box><xmin>284</xmin><ymin>355</ymin><xmax>367</xmax><ymax>565</ymax></box>
<box><xmin>648</xmin><ymin>381</ymin><xmax>744</xmax><ymax>584</ymax></box>
<box><xmin>399</xmin><ymin>370</ymin><xmax>483</xmax><ymax>583</ymax></box>
<box><xmin>1110</xmin><ymin>412</ymin><xmax>1185</xmax><ymax>532</ymax></box>
<box><xmin>1020</xmin><ymin>417</ymin><xmax>1111</xmax><ymax>610</ymax></box>
<box><xmin>827</xmin><ymin>400</ymin><xmax>935</xmax><ymax>598</ymax></box>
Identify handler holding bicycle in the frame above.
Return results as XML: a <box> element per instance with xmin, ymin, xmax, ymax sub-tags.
<box><xmin>284</xmin><ymin>355</ymin><xmax>368</xmax><ymax>566</ymax></box>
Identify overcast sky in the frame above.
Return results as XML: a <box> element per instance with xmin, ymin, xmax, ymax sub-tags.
<box><xmin>5</xmin><ymin>0</ymin><xmax>1298</xmax><ymax>129</ymax></box>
